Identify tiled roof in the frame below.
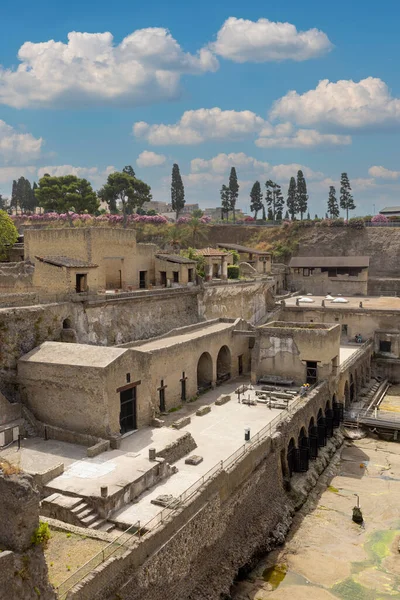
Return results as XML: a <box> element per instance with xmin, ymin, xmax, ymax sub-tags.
<box><xmin>156</xmin><ymin>254</ymin><xmax>197</xmax><ymax>264</ymax></box>
<box><xmin>35</xmin><ymin>256</ymin><xmax>98</xmax><ymax>268</ymax></box>
<box><xmin>194</xmin><ymin>247</ymin><xmax>227</xmax><ymax>257</ymax></box>
<box><xmin>217</xmin><ymin>243</ymin><xmax>271</xmax><ymax>256</ymax></box>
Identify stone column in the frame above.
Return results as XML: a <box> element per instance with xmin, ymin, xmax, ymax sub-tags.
<box><xmin>221</xmin><ymin>256</ymin><xmax>228</xmax><ymax>280</ymax></box>
<box><xmin>206</xmin><ymin>261</ymin><xmax>213</xmax><ymax>281</ymax></box>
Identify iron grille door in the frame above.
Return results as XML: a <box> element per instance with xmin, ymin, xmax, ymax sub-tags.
<box><xmin>317</xmin><ymin>423</ymin><xmax>327</xmax><ymax>447</ymax></box>
<box><xmin>294</xmin><ymin>448</ymin><xmax>309</xmax><ymax>472</ymax></box>
<box><xmin>309</xmin><ymin>427</ymin><xmax>318</xmax><ymax>459</ymax></box>
<box><xmin>325</xmin><ymin>409</ymin><xmax>334</xmax><ymax>438</ymax></box>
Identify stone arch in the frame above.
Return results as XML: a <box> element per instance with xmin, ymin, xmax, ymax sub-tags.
<box><xmin>216</xmin><ymin>345</ymin><xmax>231</xmax><ymax>383</ymax></box>
<box><xmin>287</xmin><ymin>437</ymin><xmax>296</xmax><ymax>478</ymax></box>
<box><xmin>308</xmin><ymin>416</ymin><xmax>315</xmax><ymax>433</ymax></box>
<box><xmin>317</xmin><ymin>408</ymin><xmax>324</xmax><ymax>423</ymax></box>
<box><xmin>197</xmin><ymin>352</ymin><xmax>213</xmax><ymax>391</ymax></box>
<box><xmin>63</xmin><ymin>317</ymin><xmax>72</xmax><ymax>329</ymax></box>
<box><xmin>298</xmin><ymin>426</ymin><xmax>308</xmax><ymax>450</ymax></box>
<box><xmin>325</xmin><ymin>398</ymin><xmax>332</xmax><ymax>411</ymax></box>
<box><xmin>344</xmin><ymin>380</ymin><xmax>350</xmax><ymax>410</ymax></box>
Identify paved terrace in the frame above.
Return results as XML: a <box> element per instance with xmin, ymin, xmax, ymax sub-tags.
<box><xmin>285</xmin><ymin>295</ymin><xmax>400</xmax><ymax>311</ymax></box>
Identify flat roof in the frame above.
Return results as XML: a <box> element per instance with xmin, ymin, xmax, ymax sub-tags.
<box><xmin>155</xmin><ymin>254</ymin><xmax>197</xmax><ymax>265</ymax></box>
<box><xmin>194</xmin><ymin>247</ymin><xmax>227</xmax><ymax>257</ymax></box>
<box><xmin>284</xmin><ymin>295</ymin><xmax>400</xmax><ymax>312</ymax></box>
<box><xmin>20</xmin><ymin>342</ymin><xmax>127</xmax><ymax>368</ymax></box>
<box><xmin>217</xmin><ymin>243</ymin><xmax>271</xmax><ymax>256</ymax></box>
<box><xmin>260</xmin><ymin>320</ymin><xmax>337</xmax><ymax>331</ymax></box>
<box><xmin>289</xmin><ymin>256</ymin><xmax>370</xmax><ymax>268</ymax></box>
<box><xmin>35</xmin><ymin>256</ymin><xmax>98</xmax><ymax>268</ymax></box>
<box><xmin>134</xmin><ymin>321</ymin><xmax>234</xmax><ymax>353</ymax></box>
<box><xmin>380</xmin><ymin>207</ymin><xmax>400</xmax><ymax>214</ymax></box>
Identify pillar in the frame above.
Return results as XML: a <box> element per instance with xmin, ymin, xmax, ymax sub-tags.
<box><xmin>206</xmin><ymin>262</ymin><xmax>213</xmax><ymax>282</ymax></box>
<box><xmin>221</xmin><ymin>256</ymin><xmax>228</xmax><ymax>280</ymax></box>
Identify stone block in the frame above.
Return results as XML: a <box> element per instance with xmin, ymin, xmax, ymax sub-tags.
<box><xmin>151</xmin><ymin>494</ymin><xmax>180</xmax><ymax>508</ymax></box>
<box><xmin>185</xmin><ymin>455</ymin><xmax>203</xmax><ymax>466</ymax></box>
<box><xmin>87</xmin><ymin>439</ymin><xmax>110</xmax><ymax>458</ymax></box>
<box><xmin>172</xmin><ymin>416</ymin><xmax>191</xmax><ymax>429</ymax></box>
<box><xmin>109</xmin><ymin>435</ymin><xmax>121</xmax><ymax>450</ymax></box>
<box><xmin>215</xmin><ymin>395</ymin><xmax>231</xmax><ymax>406</ymax></box>
<box><xmin>196</xmin><ymin>406</ymin><xmax>211</xmax><ymax>417</ymax></box>
<box><xmin>152</xmin><ymin>418</ymin><xmax>165</xmax><ymax>428</ymax></box>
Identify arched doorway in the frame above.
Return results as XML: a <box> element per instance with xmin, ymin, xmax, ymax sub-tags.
<box><xmin>350</xmin><ymin>374</ymin><xmax>355</xmax><ymax>402</ymax></box>
<box><xmin>63</xmin><ymin>318</ymin><xmax>72</xmax><ymax>329</ymax></box>
<box><xmin>344</xmin><ymin>381</ymin><xmax>350</xmax><ymax>410</ymax></box>
<box><xmin>317</xmin><ymin>408</ymin><xmax>327</xmax><ymax>447</ymax></box>
<box><xmin>287</xmin><ymin>438</ymin><xmax>296</xmax><ymax>478</ymax></box>
<box><xmin>325</xmin><ymin>400</ymin><xmax>334</xmax><ymax>438</ymax></box>
<box><xmin>297</xmin><ymin>427</ymin><xmax>310</xmax><ymax>472</ymax></box>
<box><xmin>216</xmin><ymin>346</ymin><xmax>231</xmax><ymax>384</ymax></box>
<box><xmin>308</xmin><ymin>417</ymin><xmax>318</xmax><ymax>459</ymax></box>
<box><xmin>197</xmin><ymin>352</ymin><xmax>213</xmax><ymax>392</ymax></box>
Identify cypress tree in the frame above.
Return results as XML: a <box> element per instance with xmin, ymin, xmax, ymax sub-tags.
<box><xmin>11</xmin><ymin>180</ymin><xmax>18</xmax><ymax>211</ymax></box>
<box><xmin>267</xmin><ymin>207</ymin><xmax>273</xmax><ymax>221</ymax></box>
<box><xmin>284</xmin><ymin>210</ymin><xmax>289</xmax><ymax>220</ymax></box>
<box><xmin>262</xmin><ymin>204</ymin><xmax>266</xmax><ymax>221</ymax></box>
<box><xmin>307</xmin><ymin>211</ymin><xmax>310</xmax><ymax>220</ymax></box>
<box><xmin>171</xmin><ymin>163</ymin><xmax>185</xmax><ymax>220</ymax></box>
<box><xmin>274</xmin><ymin>184</ymin><xmax>284</xmax><ymax>221</ymax></box>
<box><xmin>286</xmin><ymin>176</ymin><xmax>297</xmax><ymax>219</ymax></box>
<box><xmin>340</xmin><ymin>173</ymin><xmax>355</xmax><ymax>220</ymax></box>
<box><xmin>220</xmin><ymin>184</ymin><xmax>231</xmax><ymax>220</ymax></box>
<box><xmin>249</xmin><ymin>181</ymin><xmax>263</xmax><ymax>219</ymax></box>
<box><xmin>327</xmin><ymin>185</ymin><xmax>340</xmax><ymax>218</ymax></box>
<box><xmin>228</xmin><ymin>167</ymin><xmax>239</xmax><ymax>223</ymax></box>
<box><xmin>296</xmin><ymin>170</ymin><xmax>308</xmax><ymax>220</ymax></box>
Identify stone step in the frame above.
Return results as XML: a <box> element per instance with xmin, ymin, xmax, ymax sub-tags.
<box><xmin>71</xmin><ymin>502</ymin><xmax>89</xmax><ymax>516</ymax></box>
<box><xmin>97</xmin><ymin>522</ymin><xmax>116</xmax><ymax>533</ymax></box>
<box><xmin>81</xmin><ymin>513</ymin><xmax>98</xmax><ymax>526</ymax></box>
<box><xmin>42</xmin><ymin>492</ymin><xmax>61</xmax><ymax>504</ymax></box>
<box><xmin>75</xmin><ymin>507</ymin><xmax>94</xmax><ymax>520</ymax></box>
<box><xmin>88</xmin><ymin>518</ymin><xmax>106</xmax><ymax>530</ymax></box>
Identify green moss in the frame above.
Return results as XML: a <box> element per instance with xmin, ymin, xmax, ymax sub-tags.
<box><xmin>328</xmin><ymin>485</ymin><xmax>339</xmax><ymax>493</ymax></box>
<box><xmin>31</xmin><ymin>522</ymin><xmax>51</xmax><ymax>548</ymax></box>
<box><xmin>365</xmin><ymin>530</ymin><xmax>398</xmax><ymax>564</ymax></box>
<box><xmin>262</xmin><ymin>564</ymin><xmax>287</xmax><ymax>590</ymax></box>
<box><xmin>331</xmin><ymin>577</ymin><xmax>376</xmax><ymax>600</ymax></box>
<box><xmin>168</xmin><ymin>405</ymin><xmax>182</xmax><ymax>413</ymax></box>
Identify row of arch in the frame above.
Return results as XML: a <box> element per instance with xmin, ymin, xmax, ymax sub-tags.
<box><xmin>343</xmin><ymin>359</ymin><xmax>372</xmax><ymax>410</ymax></box>
<box><xmin>284</xmin><ymin>396</ymin><xmax>344</xmax><ymax>478</ymax></box>
<box><xmin>197</xmin><ymin>345</ymin><xmax>232</xmax><ymax>391</ymax></box>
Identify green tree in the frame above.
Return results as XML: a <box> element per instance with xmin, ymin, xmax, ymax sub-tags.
<box><xmin>286</xmin><ymin>176</ymin><xmax>297</xmax><ymax>219</ymax></box>
<box><xmin>340</xmin><ymin>173</ymin><xmax>355</xmax><ymax>220</ymax></box>
<box><xmin>98</xmin><ymin>171</ymin><xmax>151</xmax><ymax>226</ymax></box>
<box><xmin>296</xmin><ymin>170</ymin><xmax>308</xmax><ymax>220</ymax></box>
<box><xmin>327</xmin><ymin>185</ymin><xmax>340</xmax><ymax>218</ymax></box>
<box><xmin>284</xmin><ymin>210</ymin><xmax>289</xmax><ymax>220</ymax></box>
<box><xmin>265</xmin><ymin>180</ymin><xmax>284</xmax><ymax>221</ymax></box>
<box><xmin>267</xmin><ymin>207</ymin><xmax>273</xmax><ymax>220</ymax></box>
<box><xmin>249</xmin><ymin>181</ymin><xmax>263</xmax><ymax>219</ymax></box>
<box><xmin>0</xmin><ymin>194</ymin><xmax>7</xmax><ymax>211</ymax></box>
<box><xmin>187</xmin><ymin>215</ymin><xmax>208</xmax><ymax>246</ymax></box>
<box><xmin>122</xmin><ymin>165</ymin><xmax>136</xmax><ymax>178</ymax></box>
<box><xmin>307</xmin><ymin>211</ymin><xmax>311</xmax><ymax>220</ymax></box>
<box><xmin>165</xmin><ymin>224</ymin><xmax>189</xmax><ymax>251</ymax></box>
<box><xmin>262</xmin><ymin>204</ymin><xmax>266</xmax><ymax>221</ymax></box>
<box><xmin>10</xmin><ymin>180</ymin><xmax>18</xmax><ymax>211</ymax></box>
<box><xmin>171</xmin><ymin>163</ymin><xmax>185</xmax><ymax>220</ymax></box>
<box><xmin>0</xmin><ymin>210</ymin><xmax>18</xmax><ymax>259</ymax></box>
<box><xmin>220</xmin><ymin>184</ymin><xmax>230</xmax><ymax>220</ymax></box>
<box><xmin>228</xmin><ymin>167</ymin><xmax>239</xmax><ymax>223</ymax></box>
<box><xmin>35</xmin><ymin>175</ymin><xmax>99</xmax><ymax>217</ymax></box>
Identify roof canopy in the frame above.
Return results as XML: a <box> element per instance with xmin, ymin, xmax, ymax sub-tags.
<box><xmin>35</xmin><ymin>256</ymin><xmax>98</xmax><ymax>268</ymax></box>
<box><xmin>379</xmin><ymin>207</ymin><xmax>400</xmax><ymax>214</ymax></box>
<box><xmin>289</xmin><ymin>256</ymin><xmax>370</xmax><ymax>268</ymax></box>
<box><xmin>217</xmin><ymin>243</ymin><xmax>270</xmax><ymax>256</ymax></box>
<box><xmin>155</xmin><ymin>254</ymin><xmax>197</xmax><ymax>264</ymax></box>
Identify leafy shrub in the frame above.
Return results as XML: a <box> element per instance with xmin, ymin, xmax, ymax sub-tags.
<box><xmin>330</xmin><ymin>218</ymin><xmax>345</xmax><ymax>227</ymax></box>
<box><xmin>227</xmin><ymin>265</ymin><xmax>240</xmax><ymax>279</ymax></box>
<box><xmin>31</xmin><ymin>522</ymin><xmax>51</xmax><ymax>548</ymax></box>
<box><xmin>348</xmin><ymin>218</ymin><xmax>365</xmax><ymax>229</ymax></box>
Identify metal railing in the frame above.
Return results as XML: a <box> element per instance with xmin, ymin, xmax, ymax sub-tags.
<box><xmin>56</xmin><ymin>382</ymin><xmax>321</xmax><ymax>598</ymax></box>
<box><xmin>340</xmin><ymin>339</ymin><xmax>373</xmax><ymax>373</ymax></box>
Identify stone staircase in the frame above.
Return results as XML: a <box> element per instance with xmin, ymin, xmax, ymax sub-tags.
<box><xmin>41</xmin><ymin>493</ymin><xmax>115</xmax><ymax>533</ymax></box>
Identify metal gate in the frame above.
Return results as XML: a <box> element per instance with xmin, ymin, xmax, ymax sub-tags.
<box><xmin>309</xmin><ymin>426</ymin><xmax>318</xmax><ymax>459</ymax></box>
<box><xmin>333</xmin><ymin>402</ymin><xmax>344</xmax><ymax>427</ymax></box>
<box><xmin>294</xmin><ymin>448</ymin><xmax>309</xmax><ymax>472</ymax></box>
<box><xmin>317</xmin><ymin>419</ymin><xmax>327</xmax><ymax>447</ymax></box>
<box><xmin>325</xmin><ymin>409</ymin><xmax>334</xmax><ymax>438</ymax></box>
<box><xmin>287</xmin><ymin>445</ymin><xmax>295</xmax><ymax>477</ymax></box>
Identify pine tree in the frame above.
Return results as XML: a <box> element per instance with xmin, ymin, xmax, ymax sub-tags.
<box><xmin>228</xmin><ymin>167</ymin><xmax>239</xmax><ymax>223</ymax></box>
<box><xmin>284</xmin><ymin>210</ymin><xmax>289</xmax><ymax>220</ymax></box>
<box><xmin>267</xmin><ymin>207</ymin><xmax>273</xmax><ymax>220</ymax></box>
<box><xmin>327</xmin><ymin>185</ymin><xmax>340</xmax><ymax>218</ymax></box>
<box><xmin>171</xmin><ymin>164</ymin><xmax>185</xmax><ymax>219</ymax></box>
<box><xmin>10</xmin><ymin>180</ymin><xmax>18</xmax><ymax>211</ymax></box>
<box><xmin>274</xmin><ymin>184</ymin><xmax>284</xmax><ymax>221</ymax></box>
<box><xmin>220</xmin><ymin>184</ymin><xmax>231</xmax><ymax>220</ymax></box>
<box><xmin>307</xmin><ymin>211</ymin><xmax>310</xmax><ymax>220</ymax></box>
<box><xmin>262</xmin><ymin>204</ymin><xmax>266</xmax><ymax>221</ymax></box>
<box><xmin>296</xmin><ymin>170</ymin><xmax>308</xmax><ymax>220</ymax></box>
<box><xmin>265</xmin><ymin>180</ymin><xmax>283</xmax><ymax>221</ymax></box>
<box><xmin>286</xmin><ymin>176</ymin><xmax>297</xmax><ymax>219</ymax></box>
<box><xmin>249</xmin><ymin>181</ymin><xmax>263</xmax><ymax>219</ymax></box>
<box><xmin>340</xmin><ymin>173</ymin><xmax>355</xmax><ymax>220</ymax></box>
<box><xmin>122</xmin><ymin>165</ymin><xmax>136</xmax><ymax>178</ymax></box>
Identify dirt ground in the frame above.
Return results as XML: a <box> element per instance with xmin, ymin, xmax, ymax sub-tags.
<box><xmin>45</xmin><ymin>529</ymin><xmax>108</xmax><ymax>588</ymax></box>
<box><xmin>232</xmin><ymin>437</ymin><xmax>400</xmax><ymax>600</ymax></box>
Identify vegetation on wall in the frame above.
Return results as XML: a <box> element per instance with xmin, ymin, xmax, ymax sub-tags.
<box><xmin>0</xmin><ymin>210</ymin><xmax>18</xmax><ymax>259</ymax></box>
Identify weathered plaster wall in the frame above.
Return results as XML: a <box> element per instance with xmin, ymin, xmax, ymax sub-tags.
<box><xmin>0</xmin><ymin>261</ymin><xmax>34</xmax><ymax>293</ymax></box>
<box><xmin>199</xmin><ymin>280</ymin><xmax>276</xmax><ymax>325</ymax></box>
<box><xmin>289</xmin><ymin>269</ymin><xmax>368</xmax><ymax>296</ymax></box>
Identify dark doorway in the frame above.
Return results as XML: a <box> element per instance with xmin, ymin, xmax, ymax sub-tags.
<box><xmin>197</xmin><ymin>352</ymin><xmax>213</xmax><ymax>392</ymax></box>
<box><xmin>306</xmin><ymin>361</ymin><xmax>318</xmax><ymax>385</ymax></box>
<box><xmin>317</xmin><ymin>408</ymin><xmax>327</xmax><ymax>447</ymax></box>
<box><xmin>342</xmin><ymin>324</ymin><xmax>348</xmax><ymax>336</ymax></box>
<box><xmin>238</xmin><ymin>355</ymin><xmax>243</xmax><ymax>375</ymax></box>
<box><xmin>379</xmin><ymin>340</ymin><xmax>392</xmax><ymax>353</ymax></box>
<box><xmin>120</xmin><ymin>387</ymin><xmax>137</xmax><ymax>434</ymax></box>
<box><xmin>173</xmin><ymin>271</ymin><xmax>179</xmax><ymax>284</ymax></box>
<box><xmin>216</xmin><ymin>345</ymin><xmax>231</xmax><ymax>384</ymax></box>
<box><xmin>350</xmin><ymin>374</ymin><xmax>355</xmax><ymax>402</ymax></box>
<box><xmin>180</xmin><ymin>372</ymin><xmax>187</xmax><ymax>402</ymax></box>
<box><xmin>75</xmin><ymin>273</ymin><xmax>87</xmax><ymax>293</ymax></box>
<box><xmin>188</xmin><ymin>268</ymin><xmax>194</xmax><ymax>283</ymax></box>
<box><xmin>308</xmin><ymin>417</ymin><xmax>318</xmax><ymax>459</ymax></box>
<box><xmin>287</xmin><ymin>438</ymin><xmax>296</xmax><ymax>478</ymax></box>
<box><xmin>158</xmin><ymin>380</ymin><xmax>167</xmax><ymax>413</ymax></box>
<box><xmin>139</xmin><ymin>271</ymin><xmax>147</xmax><ymax>289</ymax></box>
<box><xmin>160</xmin><ymin>271</ymin><xmax>167</xmax><ymax>287</ymax></box>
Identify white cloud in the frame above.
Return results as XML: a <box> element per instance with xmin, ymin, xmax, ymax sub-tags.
<box><xmin>271</xmin><ymin>77</ymin><xmax>400</xmax><ymax>128</ymax></box>
<box><xmin>368</xmin><ymin>165</ymin><xmax>400</xmax><ymax>180</ymax></box>
<box><xmin>0</xmin><ymin>29</ymin><xmax>218</xmax><ymax>108</ymax></box>
<box><xmin>133</xmin><ymin>107</ymin><xmax>266</xmax><ymax>145</ymax></box>
<box><xmin>136</xmin><ymin>151</ymin><xmax>166</xmax><ymax>167</ymax></box>
<box><xmin>0</xmin><ymin>166</ymin><xmax>36</xmax><ymax>184</ymax></box>
<box><xmin>37</xmin><ymin>165</ymin><xmax>115</xmax><ymax>187</ymax></box>
<box><xmin>189</xmin><ymin>152</ymin><xmax>323</xmax><ymax>182</ymax></box>
<box><xmin>0</xmin><ymin>120</ymin><xmax>43</xmax><ymax>163</ymax></box>
<box><xmin>256</xmin><ymin>123</ymin><xmax>351</xmax><ymax>148</ymax></box>
<box><xmin>211</xmin><ymin>17</ymin><xmax>332</xmax><ymax>63</ymax></box>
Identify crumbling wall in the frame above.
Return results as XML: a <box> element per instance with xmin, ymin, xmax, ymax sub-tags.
<box><xmin>0</xmin><ymin>468</ymin><xmax>55</xmax><ymax>600</ymax></box>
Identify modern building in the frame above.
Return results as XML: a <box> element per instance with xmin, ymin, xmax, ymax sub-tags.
<box><xmin>289</xmin><ymin>256</ymin><xmax>370</xmax><ymax>296</ymax></box>
<box><xmin>379</xmin><ymin>206</ymin><xmax>400</xmax><ymax>216</ymax></box>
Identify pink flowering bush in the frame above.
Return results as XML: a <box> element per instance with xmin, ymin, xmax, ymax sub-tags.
<box><xmin>200</xmin><ymin>215</ymin><xmax>211</xmax><ymax>223</ymax></box>
<box><xmin>371</xmin><ymin>214</ymin><xmax>389</xmax><ymax>223</ymax></box>
<box><xmin>177</xmin><ymin>216</ymin><xmax>190</xmax><ymax>224</ymax></box>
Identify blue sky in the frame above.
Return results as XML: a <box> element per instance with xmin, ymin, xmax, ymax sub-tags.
<box><xmin>1</xmin><ymin>0</ymin><xmax>400</xmax><ymax>215</ymax></box>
